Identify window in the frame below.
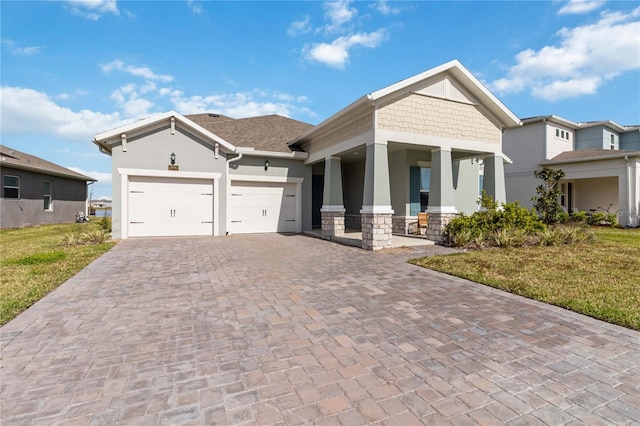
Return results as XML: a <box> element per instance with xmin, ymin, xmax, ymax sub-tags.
<box><xmin>43</xmin><ymin>181</ymin><xmax>52</xmax><ymax>210</ymax></box>
<box><xmin>561</xmin><ymin>130</ymin><xmax>565</xmax><ymax>138</ymax></box>
<box><xmin>3</xmin><ymin>175</ymin><xmax>20</xmax><ymax>199</ymax></box>
<box><xmin>610</xmin><ymin>134</ymin><xmax>615</xmax><ymax>150</ymax></box>
<box><xmin>410</xmin><ymin>166</ymin><xmax>430</xmax><ymax>216</ymax></box>
<box><xmin>566</xmin><ymin>132</ymin><xmax>570</xmax><ymax>140</ymax></box>
<box><xmin>478</xmin><ymin>164</ymin><xmax>485</xmax><ymax>196</ymax></box>
<box><xmin>556</xmin><ymin>128</ymin><xmax>559</xmax><ymax>137</ymax></box>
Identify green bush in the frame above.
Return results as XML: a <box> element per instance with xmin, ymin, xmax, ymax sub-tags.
<box><xmin>570</xmin><ymin>211</ymin><xmax>588</xmax><ymax>224</ymax></box>
<box><xmin>99</xmin><ymin>216</ymin><xmax>112</xmax><ymax>232</ymax></box>
<box><xmin>445</xmin><ymin>193</ymin><xmax>544</xmax><ymax>247</ymax></box>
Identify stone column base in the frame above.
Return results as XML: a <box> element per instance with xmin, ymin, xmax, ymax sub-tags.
<box><xmin>392</xmin><ymin>216</ymin><xmax>418</xmax><ymax>234</ymax></box>
<box><xmin>361</xmin><ymin>213</ymin><xmax>392</xmax><ymax>251</ymax></box>
<box><xmin>426</xmin><ymin>212</ymin><xmax>458</xmax><ymax>243</ymax></box>
<box><xmin>321</xmin><ymin>209</ymin><xmax>345</xmax><ymax>238</ymax></box>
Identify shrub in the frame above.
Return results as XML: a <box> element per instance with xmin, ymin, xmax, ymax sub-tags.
<box><xmin>537</xmin><ymin>228</ymin><xmax>560</xmax><ymax>246</ymax></box>
<box><xmin>531</xmin><ymin>168</ymin><xmax>565</xmax><ymax>225</ymax></box>
<box><xmin>570</xmin><ymin>211</ymin><xmax>588</xmax><ymax>224</ymax></box>
<box><xmin>445</xmin><ymin>193</ymin><xmax>544</xmax><ymax>247</ymax></box>
<box><xmin>99</xmin><ymin>216</ymin><xmax>112</xmax><ymax>232</ymax></box>
<box><xmin>61</xmin><ymin>232</ymin><xmax>82</xmax><ymax>246</ymax></box>
<box><xmin>557</xmin><ymin>211</ymin><xmax>570</xmax><ymax>224</ymax></box>
<box><xmin>81</xmin><ymin>229</ymin><xmax>110</xmax><ymax>244</ymax></box>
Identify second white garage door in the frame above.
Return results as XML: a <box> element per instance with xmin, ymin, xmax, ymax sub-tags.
<box><xmin>128</xmin><ymin>176</ymin><xmax>214</xmax><ymax>237</ymax></box>
<box><xmin>228</xmin><ymin>181</ymin><xmax>298</xmax><ymax>234</ymax></box>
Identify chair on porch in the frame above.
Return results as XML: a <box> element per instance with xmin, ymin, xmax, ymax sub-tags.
<box><xmin>417</xmin><ymin>212</ymin><xmax>428</xmax><ymax>235</ymax></box>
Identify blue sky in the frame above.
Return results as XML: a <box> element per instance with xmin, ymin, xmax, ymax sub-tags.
<box><xmin>2</xmin><ymin>0</ymin><xmax>639</xmax><ymax>199</ymax></box>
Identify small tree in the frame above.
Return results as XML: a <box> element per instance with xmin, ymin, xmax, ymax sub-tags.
<box><xmin>531</xmin><ymin>167</ymin><xmax>565</xmax><ymax>225</ymax></box>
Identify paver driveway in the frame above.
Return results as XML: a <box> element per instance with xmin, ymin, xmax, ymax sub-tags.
<box><xmin>1</xmin><ymin>234</ymin><xmax>639</xmax><ymax>425</ymax></box>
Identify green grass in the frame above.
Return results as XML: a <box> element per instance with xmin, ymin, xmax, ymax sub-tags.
<box><xmin>0</xmin><ymin>223</ymin><xmax>116</xmax><ymax>326</ymax></box>
<box><xmin>410</xmin><ymin>227</ymin><xmax>640</xmax><ymax>330</ymax></box>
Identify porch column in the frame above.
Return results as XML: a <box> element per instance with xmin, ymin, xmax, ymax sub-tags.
<box><xmin>361</xmin><ymin>142</ymin><xmax>393</xmax><ymax>250</ymax></box>
<box><xmin>426</xmin><ymin>148</ymin><xmax>457</xmax><ymax>242</ymax></box>
<box><xmin>482</xmin><ymin>154</ymin><xmax>506</xmax><ymax>204</ymax></box>
<box><xmin>321</xmin><ymin>156</ymin><xmax>345</xmax><ymax>238</ymax></box>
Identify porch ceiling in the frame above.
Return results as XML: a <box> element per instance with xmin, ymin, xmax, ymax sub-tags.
<box><xmin>332</xmin><ymin>142</ymin><xmax>489</xmax><ymax>165</ymax></box>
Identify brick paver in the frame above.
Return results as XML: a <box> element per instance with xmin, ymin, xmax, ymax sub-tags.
<box><xmin>1</xmin><ymin>234</ymin><xmax>639</xmax><ymax>425</ymax></box>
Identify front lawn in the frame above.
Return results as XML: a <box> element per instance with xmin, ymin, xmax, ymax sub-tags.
<box><xmin>0</xmin><ymin>223</ymin><xmax>116</xmax><ymax>326</ymax></box>
<box><xmin>410</xmin><ymin>227</ymin><xmax>640</xmax><ymax>330</ymax></box>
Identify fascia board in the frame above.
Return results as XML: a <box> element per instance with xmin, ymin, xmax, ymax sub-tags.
<box><xmin>93</xmin><ymin>111</ymin><xmax>237</xmax><ymax>153</ymax></box>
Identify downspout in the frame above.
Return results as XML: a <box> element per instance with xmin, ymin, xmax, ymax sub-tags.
<box><xmin>225</xmin><ymin>152</ymin><xmax>243</xmax><ymax>235</ymax></box>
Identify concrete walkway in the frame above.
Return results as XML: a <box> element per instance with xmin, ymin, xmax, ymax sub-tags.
<box><xmin>1</xmin><ymin>234</ymin><xmax>638</xmax><ymax>425</ymax></box>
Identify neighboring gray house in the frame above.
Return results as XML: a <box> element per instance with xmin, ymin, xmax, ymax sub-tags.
<box><xmin>93</xmin><ymin>60</ymin><xmax>520</xmax><ymax>250</ymax></box>
<box><xmin>0</xmin><ymin>145</ymin><xmax>96</xmax><ymax>229</ymax></box>
<box><xmin>503</xmin><ymin>116</ymin><xmax>640</xmax><ymax>227</ymax></box>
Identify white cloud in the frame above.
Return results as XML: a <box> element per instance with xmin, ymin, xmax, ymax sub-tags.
<box><xmin>65</xmin><ymin>0</ymin><xmax>119</xmax><ymax>20</ymax></box>
<box><xmin>288</xmin><ymin>15</ymin><xmax>312</xmax><ymax>37</ymax></box>
<box><xmin>169</xmin><ymin>89</ymin><xmax>316</xmax><ymax>119</ymax></box>
<box><xmin>1</xmin><ymin>40</ymin><xmax>43</xmax><ymax>55</ymax></box>
<box><xmin>110</xmin><ymin>84</ymin><xmax>155</xmax><ymax>117</ymax></box>
<box><xmin>101</xmin><ymin>60</ymin><xmax>174</xmax><ymax>82</ymax></box>
<box><xmin>187</xmin><ymin>0</ymin><xmax>202</xmax><ymax>14</ymax></box>
<box><xmin>322</xmin><ymin>0</ymin><xmax>357</xmax><ymax>33</ymax></box>
<box><xmin>558</xmin><ymin>0</ymin><xmax>606</xmax><ymax>15</ymax></box>
<box><xmin>372</xmin><ymin>0</ymin><xmax>401</xmax><ymax>16</ymax></box>
<box><xmin>489</xmin><ymin>7</ymin><xmax>640</xmax><ymax>101</ymax></box>
<box><xmin>0</xmin><ymin>86</ymin><xmax>125</xmax><ymax>142</ymax></box>
<box><xmin>67</xmin><ymin>167</ymin><xmax>112</xmax><ymax>184</ymax></box>
<box><xmin>304</xmin><ymin>30</ymin><xmax>387</xmax><ymax>69</ymax></box>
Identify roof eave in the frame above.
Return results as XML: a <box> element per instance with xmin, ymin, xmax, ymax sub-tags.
<box><xmin>541</xmin><ymin>151</ymin><xmax>640</xmax><ymax>165</ymax></box>
<box><xmin>0</xmin><ymin>161</ymin><xmax>97</xmax><ymax>182</ymax></box>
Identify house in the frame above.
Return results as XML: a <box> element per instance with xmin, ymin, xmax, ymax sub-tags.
<box><xmin>0</xmin><ymin>145</ymin><xmax>96</xmax><ymax>229</ymax></box>
<box><xmin>93</xmin><ymin>60</ymin><xmax>520</xmax><ymax>249</ymax></box>
<box><xmin>503</xmin><ymin>116</ymin><xmax>640</xmax><ymax>227</ymax></box>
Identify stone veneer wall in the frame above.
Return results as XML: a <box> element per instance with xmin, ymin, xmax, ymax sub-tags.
<box><xmin>345</xmin><ymin>214</ymin><xmax>362</xmax><ymax>231</ymax></box>
<box><xmin>426</xmin><ymin>212</ymin><xmax>458</xmax><ymax>243</ymax></box>
<box><xmin>361</xmin><ymin>213</ymin><xmax>393</xmax><ymax>251</ymax></box>
<box><xmin>378</xmin><ymin>93</ymin><xmax>501</xmax><ymax>144</ymax></box>
<box><xmin>321</xmin><ymin>210</ymin><xmax>345</xmax><ymax>238</ymax></box>
<box><xmin>391</xmin><ymin>216</ymin><xmax>418</xmax><ymax>234</ymax></box>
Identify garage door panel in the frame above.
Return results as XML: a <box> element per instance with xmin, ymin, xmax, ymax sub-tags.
<box><xmin>229</xmin><ymin>181</ymin><xmax>298</xmax><ymax>234</ymax></box>
<box><xmin>128</xmin><ymin>177</ymin><xmax>213</xmax><ymax>237</ymax></box>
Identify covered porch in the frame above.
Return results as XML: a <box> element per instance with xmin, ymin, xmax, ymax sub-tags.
<box><xmin>311</xmin><ymin>141</ymin><xmax>508</xmax><ymax>250</ymax></box>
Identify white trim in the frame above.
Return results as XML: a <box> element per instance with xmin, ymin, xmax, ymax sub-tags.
<box><xmin>95</xmin><ymin>111</ymin><xmax>237</xmax><ymax>153</ymax></box>
<box><xmin>320</xmin><ymin>205</ymin><xmax>346</xmax><ymax>212</ymax></box>
<box><xmin>229</xmin><ymin>174</ymin><xmax>304</xmax><ymax>184</ymax></box>
<box><xmin>118</xmin><ymin>168</ymin><xmax>221</xmax><ymax>180</ymax></box>
<box><xmin>426</xmin><ymin>206</ymin><xmax>458</xmax><ymax>214</ymax></box>
<box><xmin>367</xmin><ymin>139</ymin><xmax>388</xmax><ymax>146</ymax></box>
<box><xmin>417</xmin><ymin>161</ymin><xmax>431</xmax><ymax>167</ymax></box>
<box><xmin>118</xmin><ymin>168</ymin><xmax>221</xmax><ymax>239</ymax></box>
<box><xmin>360</xmin><ymin>205</ymin><xmax>394</xmax><ymax>214</ymax></box>
<box><xmin>376</xmin><ymin>129</ymin><xmax>503</xmax><ymax>154</ymax></box>
<box><xmin>327</xmin><ymin>156</ymin><xmax>342</xmax><ymax>161</ymax></box>
<box><xmin>121</xmin><ymin>134</ymin><xmax>127</xmax><ymax>152</ymax></box>
<box><xmin>235</xmin><ymin>148</ymin><xmax>308</xmax><ymax>159</ymax></box>
<box><xmin>228</xmin><ymin>174</ymin><xmax>304</xmax><ymax>233</ymax></box>
<box><xmin>305</xmin><ymin>130</ymin><xmax>373</xmax><ymax>164</ymax></box>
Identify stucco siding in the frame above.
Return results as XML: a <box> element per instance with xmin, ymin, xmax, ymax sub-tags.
<box><xmin>503</xmin><ymin>122</ymin><xmax>546</xmax><ymax>174</ymax></box>
<box><xmin>377</xmin><ymin>94</ymin><xmax>501</xmax><ymax>144</ymax></box>
<box><xmin>573</xmin><ymin>177</ymin><xmax>618</xmax><ymax>212</ymax></box>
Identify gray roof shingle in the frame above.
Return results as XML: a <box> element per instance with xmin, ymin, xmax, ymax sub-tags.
<box><xmin>0</xmin><ymin>145</ymin><xmax>96</xmax><ymax>181</ymax></box>
<box><xmin>186</xmin><ymin>113</ymin><xmax>313</xmax><ymax>153</ymax></box>
<box><xmin>548</xmin><ymin>148</ymin><xmax>639</xmax><ymax>162</ymax></box>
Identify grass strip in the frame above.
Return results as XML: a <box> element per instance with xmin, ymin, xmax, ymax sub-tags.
<box><xmin>0</xmin><ymin>223</ymin><xmax>116</xmax><ymax>326</ymax></box>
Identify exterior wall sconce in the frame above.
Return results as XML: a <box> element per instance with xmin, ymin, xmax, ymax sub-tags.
<box><xmin>170</xmin><ymin>152</ymin><xmax>176</xmax><ymax>165</ymax></box>
<box><xmin>264</xmin><ymin>160</ymin><xmax>269</xmax><ymax>171</ymax></box>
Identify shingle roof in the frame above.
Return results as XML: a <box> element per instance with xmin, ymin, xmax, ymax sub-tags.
<box><xmin>186</xmin><ymin>113</ymin><xmax>313</xmax><ymax>153</ymax></box>
<box><xmin>548</xmin><ymin>148</ymin><xmax>639</xmax><ymax>162</ymax></box>
<box><xmin>0</xmin><ymin>145</ymin><xmax>96</xmax><ymax>181</ymax></box>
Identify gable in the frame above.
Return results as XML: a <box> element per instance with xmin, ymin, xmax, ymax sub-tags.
<box><xmin>414</xmin><ymin>75</ymin><xmax>474</xmax><ymax>105</ymax></box>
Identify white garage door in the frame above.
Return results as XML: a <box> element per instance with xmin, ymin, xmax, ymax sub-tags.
<box><xmin>128</xmin><ymin>176</ymin><xmax>213</xmax><ymax>237</ymax></box>
<box><xmin>228</xmin><ymin>181</ymin><xmax>298</xmax><ymax>234</ymax></box>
